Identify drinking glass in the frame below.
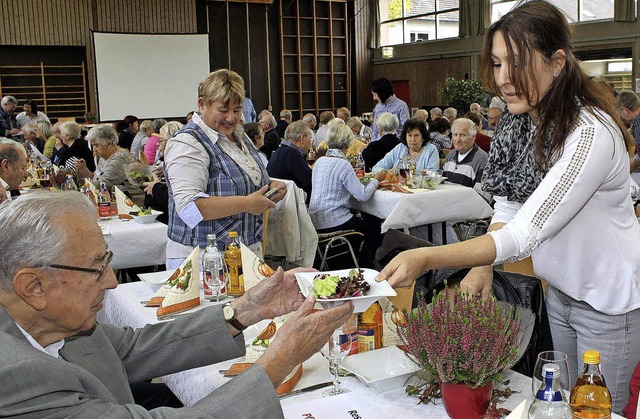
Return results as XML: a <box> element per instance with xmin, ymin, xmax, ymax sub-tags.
<box><xmin>204</xmin><ymin>268</ymin><xmax>228</xmax><ymax>302</ymax></box>
<box><xmin>320</xmin><ymin>324</ymin><xmax>355</xmax><ymax>397</ymax></box>
<box><xmin>532</xmin><ymin>351</ymin><xmax>572</xmax><ymax>399</ymax></box>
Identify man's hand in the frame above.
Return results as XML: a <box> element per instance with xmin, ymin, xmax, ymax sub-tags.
<box><xmin>245</xmin><ymin>185</ymin><xmax>276</xmax><ymax>215</ymax></box>
<box><xmin>256</xmin><ymin>295</ymin><xmax>354</xmax><ymax>387</ymax></box>
<box><xmin>375</xmin><ymin>247</ymin><xmax>429</xmax><ymax>288</ymax></box>
<box><xmin>233</xmin><ymin>267</ymin><xmax>312</xmax><ymax>328</ymax></box>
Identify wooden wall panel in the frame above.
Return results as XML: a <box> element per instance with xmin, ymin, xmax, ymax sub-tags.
<box><xmin>373</xmin><ymin>56</ymin><xmax>471</xmax><ymax>109</ymax></box>
<box><xmin>352</xmin><ymin>0</ymin><xmax>374</xmax><ymax>116</ymax></box>
<box><xmin>0</xmin><ymin>0</ymin><xmax>197</xmax><ymax>116</ymax></box>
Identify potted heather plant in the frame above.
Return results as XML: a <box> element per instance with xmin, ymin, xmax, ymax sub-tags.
<box><xmin>399</xmin><ymin>287</ymin><xmax>524</xmax><ymax>419</ymax></box>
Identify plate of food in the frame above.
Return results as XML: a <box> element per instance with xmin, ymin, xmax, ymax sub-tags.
<box><xmin>294</xmin><ymin>268</ymin><xmax>396</xmax><ymax>313</ymax></box>
<box><xmin>131</xmin><ymin>208</ymin><xmax>162</xmax><ymax>224</ymax></box>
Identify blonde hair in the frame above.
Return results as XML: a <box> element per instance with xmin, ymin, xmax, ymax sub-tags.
<box><xmin>198</xmin><ymin>69</ymin><xmax>245</xmax><ymax>106</ymax></box>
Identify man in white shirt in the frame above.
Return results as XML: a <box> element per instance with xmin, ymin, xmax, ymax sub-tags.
<box><xmin>0</xmin><ymin>142</ymin><xmax>28</xmax><ymax>201</ymax></box>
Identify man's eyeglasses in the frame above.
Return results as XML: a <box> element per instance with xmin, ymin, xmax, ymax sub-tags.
<box><xmin>45</xmin><ymin>251</ymin><xmax>113</xmax><ymax>283</ymax></box>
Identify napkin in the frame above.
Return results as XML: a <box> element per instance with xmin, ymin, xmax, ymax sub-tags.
<box><xmin>114</xmin><ymin>185</ymin><xmax>140</xmax><ymax>215</ymax></box>
<box><xmin>240</xmin><ymin>243</ymin><xmax>275</xmax><ymax>291</ymax></box>
<box><xmin>224</xmin><ymin>314</ymin><xmax>302</xmax><ymax>395</ymax></box>
<box><xmin>505</xmin><ymin>400</ymin><xmax>527</xmax><ymax>419</ymax></box>
<box><xmin>146</xmin><ymin>247</ymin><xmax>200</xmax><ymax>316</ymax></box>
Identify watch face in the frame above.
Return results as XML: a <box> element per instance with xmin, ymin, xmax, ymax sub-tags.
<box><xmin>222</xmin><ymin>304</ymin><xmax>234</xmax><ymax>320</ymax></box>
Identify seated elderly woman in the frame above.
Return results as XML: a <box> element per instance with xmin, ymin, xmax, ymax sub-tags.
<box><xmin>130</xmin><ymin>119</ymin><xmax>152</xmax><ymax>159</ymax></box>
<box><xmin>309</xmin><ymin>122</ymin><xmax>387</xmax><ymax>268</ymax></box>
<box><xmin>164</xmin><ymin>69</ymin><xmax>286</xmax><ymax>268</ymax></box>
<box><xmin>55</xmin><ymin>121</ymin><xmax>95</xmax><ymax>172</ymax></box>
<box><xmin>346</xmin><ymin>116</ymin><xmax>373</xmax><ymax>141</ymax></box>
<box><xmin>316</xmin><ymin>118</ymin><xmax>366</xmax><ymax>160</ymax></box>
<box><xmin>372</xmin><ymin>118</ymin><xmax>439</xmax><ymax>173</ymax></box>
<box><xmin>76</xmin><ymin>125</ymin><xmax>145</xmax><ymax>206</ymax></box>
<box><xmin>427</xmin><ymin>116</ymin><xmax>452</xmax><ymax>155</ymax></box>
<box><xmin>361</xmin><ymin>112</ymin><xmax>400</xmax><ymax>172</ymax></box>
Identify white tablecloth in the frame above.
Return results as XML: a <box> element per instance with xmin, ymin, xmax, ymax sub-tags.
<box><xmin>98</xmin><ymin>218</ymin><xmax>167</xmax><ymax>269</ymax></box>
<box><xmin>351</xmin><ymin>183</ymin><xmax>494</xmax><ymax>233</ymax></box>
<box><xmin>94</xmin><ymin>281</ymin><xmax>633</xmax><ymax>419</ymax></box>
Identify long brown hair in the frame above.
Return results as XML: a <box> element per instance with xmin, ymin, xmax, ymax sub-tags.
<box><xmin>479</xmin><ymin>0</ymin><xmax>631</xmax><ymax>172</ymax></box>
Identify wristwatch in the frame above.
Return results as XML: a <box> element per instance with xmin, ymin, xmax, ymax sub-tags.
<box><xmin>222</xmin><ymin>301</ymin><xmax>247</xmax><ymax>331</ymax></box>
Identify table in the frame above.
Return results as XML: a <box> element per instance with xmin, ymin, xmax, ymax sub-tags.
<box><xmin>97</xmin><ymin>281</ymin><xmax>629</xmax><ymax>418</ymax></box>
<box><xmin>98</xmin><ymin>218</ymin><xmax>167</xmax><ymax>269</ymax></box>
<box><xmin>351</xmin><ymin>183</ymin><xmax>493</xmax><ymax>233</ymax></box>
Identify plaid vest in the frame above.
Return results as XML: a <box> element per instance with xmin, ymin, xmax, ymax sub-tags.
<box><xmin>166</xmin><ymin>122</ymin><xmax>269</xmax><ymax>249</ymax></box>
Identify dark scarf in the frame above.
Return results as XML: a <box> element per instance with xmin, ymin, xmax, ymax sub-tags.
<box><xmin>481</xmin><ymin>111</ymin><xmax>544</xmax><ymax>203</ymax></box>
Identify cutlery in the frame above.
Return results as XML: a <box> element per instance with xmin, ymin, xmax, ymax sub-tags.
<box><xmin>278</xmin><ymin>381</ymin><xmax>334</xmax><ymax>400</ymax></box>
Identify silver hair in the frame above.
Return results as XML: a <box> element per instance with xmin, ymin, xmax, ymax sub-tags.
<box><xmin>1</xmin><ymin>96</ymin><xmax>17</xmax><ymax>106</ymax></box>
<box><xmin>151</xmin><ymin>119</ymin><xmax>168</xmax><ymax>134</ymax></box>
<box><xmin>303</xmin><ymin>113</ymin><xmax>316</xmax><ymax>124</ymax></box>
<box><xmin>443</xmin><ymin>107</ymin><xmax>457</xmax><ymax>119</ymax></box>
<box><xmin>376</xmin><ymin>112</ymin><xmax>399</xmax><ymax>135</ymax></box>
<box><xmin>60</xmin><ymin>121</ymin><xmax>81</xmax><ymax>140</ymax></box>
<box><xmin>159</xmin><ymin>121</ymin><xmax>183</xmax><ymax>140</ymax></box>
<box><xmin>452</xmin><ymin>118</ymin><xmax>476</xmax><ymax>137</ymax></box>
<box><xmin>430</xmin><ymin>107</ymin><xmax>443</xmax><ymax>117</ymax></box>
<box><xmin>279</xmin><ymin>109</ymin><xmax>292</xmax><ymax>120</ymax></box>
<box><xmin>86</xmin><ymin>124</ymin><xmax>118</xmax><ymax>146</ymax></box>
<box><xmin>284</xmin><ymin>120</ymin><xmax>310</xmax><ymax>142</ymax></box>
<box><xmin>325</xmin><ymin>122</ymin><xmax>354</xmax><ymax>150</ymax></box>
<box><xmin>0</xmin><ymin>191</ymin><xmax>96</xmax><ymax>289</ymax></box>
<box><xmin>0</xmin><ymin>138</ymin><xmax>27</xmax><ymax>157</ymax></box>
<box><xmin>261</xmin><ymin>114</ymin><xmax>276</xmax><ymax>130</ymax></box>
<box><xmin>21</xmin><ymin>123</ymin><xmax>37</xmax><ymax>135</ymax></box>
<box><xmin>346</xmin><ymin>117</ymin><xmax>363</xmax><ymax>131</ymax></box>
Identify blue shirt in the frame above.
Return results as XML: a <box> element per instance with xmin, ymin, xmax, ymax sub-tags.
<box><xmin>242</xmin><ymin>98</ymin><xmax>257</xmax><ymax>123</ymax></box>
<box><xmin>372</xmin><ymin>142</ymin><xmax>439</xmax><ymax>173</ymax></box>
<box><xmin>370</xmin><ymin>95</ymin><xmax>410</xmax><ymax>142</ymax></box>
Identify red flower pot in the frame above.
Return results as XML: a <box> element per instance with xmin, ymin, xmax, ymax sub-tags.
<box><xmin>440</xmin><ymin>381</ymin><xmax>494</xmax><ymax>419</ymax></box>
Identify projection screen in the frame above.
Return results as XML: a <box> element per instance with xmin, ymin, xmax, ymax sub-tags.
<box><xmin>93</xmin><ymin>32</ymin><xmax>210</xmax><ymax>121</ymax></box>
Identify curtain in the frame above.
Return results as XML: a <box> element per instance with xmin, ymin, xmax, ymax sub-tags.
<box><xmin>368</xmin><ymin>0</ymin><xmax>380</xmax><ymax>49</ymax></box>
<box><xmin>614</xmin><ymin>0</ymin><xmax>636</xmax><ymax>22</ymax></box>
<box><xmin>461</xmin><ymin>0</ymin><xmax>490</xmax><ymax>37</ymax></box>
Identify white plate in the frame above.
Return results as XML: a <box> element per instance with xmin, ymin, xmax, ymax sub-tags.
<box><xmin>138</xmin><ymin>269</ymin><xmax>204</xmax><ymax>284</ymax></box>
<box><xmin>294</xmin><ymin>268</ymin><xmax>396</xmax><ymax>313</ymax></box>
<box><xmin>131</xmin><ymin>209</ymin><xmax>162</xmax><ymax>224</ymax></box>
<box><xmin>341</xmin><ymin>346</ymin><xmax>423</xmax><ymax>393</ymax></box>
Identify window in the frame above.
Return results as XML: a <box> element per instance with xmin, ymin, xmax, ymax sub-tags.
<box><xmin>379</xmin><ymin>0</ymin><xmax>460</xmax><ymax>46</ymax></box>
<box><xmin>491</xmin><ymin>0</ymin><xmax>614</xmax><ymax>23</ymax></box>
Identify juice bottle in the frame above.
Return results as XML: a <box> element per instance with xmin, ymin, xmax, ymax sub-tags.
<box><xmin>569</xmin><ymin>350</ymin><xmax>612</xmax><ymax>419</ymax></box>
<box><xmin>225</xmin><ymin>231</ymin><xmax>244</xmax><ymax>297</ymax></box>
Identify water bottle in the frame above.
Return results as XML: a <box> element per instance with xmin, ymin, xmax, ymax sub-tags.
<box><xmin>355</xmin><ymin>153</ymin><xmax>365</xmax><ymax>178</ymax></box>
<box><xmin>202</xmin><ymin>234</ymin><xmax>227</xmax><ymax>302</ymax></box>
<box><xmin>528</xmin><ymin>363</ymin><xmax>572</xmax><ymax>418</ymax></box>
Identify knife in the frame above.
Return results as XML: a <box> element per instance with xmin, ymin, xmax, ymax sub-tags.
<box><xmin>278</xmin><ymin>381</ymin><xmax>334</xmax><ymax>400</ymax></box>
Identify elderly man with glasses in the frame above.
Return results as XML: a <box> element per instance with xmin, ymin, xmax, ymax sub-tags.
<box><xmin>0</xmin><ymin>96</ymin><xmax>19</xmax><ymax>138</ymax></box>
<box><xmin>0</xmin><ymin>191</ymin><xmax>352</xmax><ymax>417</ymax></box>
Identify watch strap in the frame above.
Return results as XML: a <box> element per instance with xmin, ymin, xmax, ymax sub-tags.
<box><xmin>223</xmin><ymin>302</ymin><xmax>247</xmax><ymax>331</ymax></box>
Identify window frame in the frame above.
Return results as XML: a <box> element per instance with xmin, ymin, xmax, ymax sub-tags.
<box><xmin>490</xmin><ymin>0</ymin><xmax>616</xmax><ymax>24</ymax></box>
<box><xmin>378</xmin><ymin>0</ymin><xmax>460</xmax><ymax>46</ymax></box>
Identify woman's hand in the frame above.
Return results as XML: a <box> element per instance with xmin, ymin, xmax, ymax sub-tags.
<box><xmin>143</xmin><ymin>180</ymin><xmax>160</xmax><ymax>195</ymax></box>
<box><xmin>375</xmin><ymin>247</ymin><xmax>430</xmax><ymax>288</ymax></box>
<box><xmin>459</xmin><ymin>266</ymin><xmax>494</xmax><ymax>300</ymax></box>
<box><xmin>374</xmin><ymin>170</ymin><xmax>387</xmax><ymax>182</ymax></box>
<box><xmin>267</xmin><ymin>180</ymin><xmax>287</xmax><ymax>203</ymax></box>
<box><xmin>245</xmin><ymin>185</ymin><xmax>276</xmax><ymax>215</ymax></box>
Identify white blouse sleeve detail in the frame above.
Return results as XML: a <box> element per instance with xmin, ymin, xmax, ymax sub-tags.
<box><xmin>490</xmin><ymin>112</ymin><xmax>622</xmax><ymax>264</ymax></box>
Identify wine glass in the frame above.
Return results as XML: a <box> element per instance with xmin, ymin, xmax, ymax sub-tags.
<box><xmin>203</xmin><ymin>267</ymin><xmax>228</xmax><ymax>302</ymax></box>
<box><xmin>532</xmin><ymin>351</ymin><xmax>572</xmax><ymax>399</ymax></box>
<box><xmin>320</xmin><ymin>324</ymin><xmax>356</xmax><ymax>397</ymax></box>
